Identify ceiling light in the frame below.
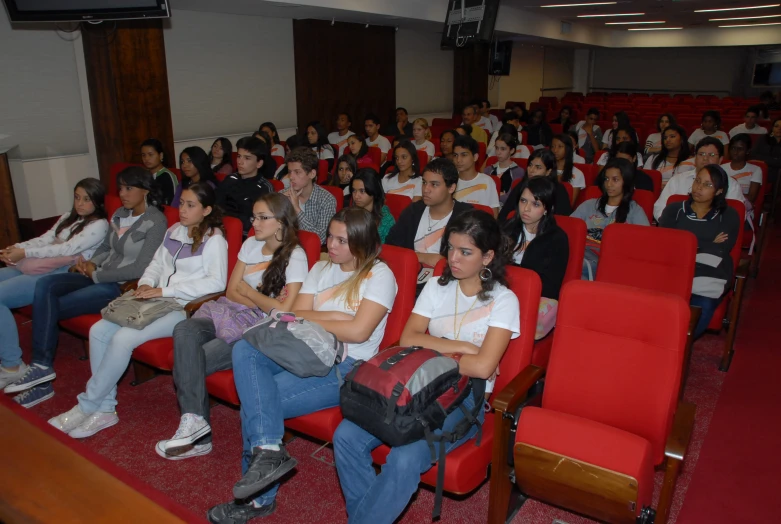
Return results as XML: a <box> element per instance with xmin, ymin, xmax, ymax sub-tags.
<box><xmin>718</xmin><ymin>22</ymin><xmax>781</xmax><ymax>27</ymax></box>
<box><xmin>541</xmin><ymin>2</ymin><xmax>617</xmax><ymax>6</ymax></box>
<box><xmin>709</xmin><ymin>14</ymin><xmax>781</xmax><ymax>21</ymax></box>
<box><xmin>695</xmin><ymin>4</ymin><xmax>779</xmax><ymax>13</ymax></box>
<box><xmin>605</xmin><ymin>21</ymin><xmax>665</xmax><ymax>24</ymax></box>
<box><xmin>577</xmin><ymin>13</ymin><xmax>645</xmax><ymax>18</ymax></box>
<box><xmin>627</xmin><ymin>27</ymin><xmax>683</xmax><ymax>30</ymax></box>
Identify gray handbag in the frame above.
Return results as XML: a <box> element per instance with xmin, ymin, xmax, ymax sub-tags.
<box><xmin>101</xmin><ymin>290</ymin><xmax>183</xmax><ymax>330</ymax></box>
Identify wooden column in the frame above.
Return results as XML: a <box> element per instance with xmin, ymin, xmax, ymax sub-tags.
<box><xmin>0</xmin><ymin>152</ymin><xmax>21</xmax><ymax>247</ymax></box>
<box><xmin>81</xmin><ymin>20</ymin><xmax>174</xmax><ymax>188</ymax></box>
<box><xmin>453</xmin><ymin>43</ymin><xmax>490</xmax><ymax>114</ymax></box>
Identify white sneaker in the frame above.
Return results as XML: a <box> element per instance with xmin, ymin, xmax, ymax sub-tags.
<box><xmin>48</xmin><ymin>405</ymin><xmax>88</xmax><ymax>433</ymax></box>
<box><xmin>0</xmin><ymin>363</ymin><xmax>29</xmax><ymax>390</ymax></box>
<box><xmin>68</xmin><ymin>412</ymin><xmax>119</xmax><ymax>438</ymax></box>
<box><xmin>155</xmin><ymin>440</ymin><xmax>212</xmax><ymax>461</ymax></box>
<box><xmin>161</xmin><ymin>413</ymin><xmax>211</xmax><ymax>450</ymax></box>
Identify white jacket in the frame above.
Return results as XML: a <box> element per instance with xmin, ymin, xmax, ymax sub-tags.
<box><xmin>653</xmin><ymin>169</ymin><xmax>746</xmax><ymax>221</ymax></box>
<box><xmin>137</xmin><ymin>223</ymin><xmax>227</xmax><ymax>305</ymax></box>
<box><xmin>15</xmin><ymin>213</ymin><xmax>108</xmax><ymax>260</ymax></box>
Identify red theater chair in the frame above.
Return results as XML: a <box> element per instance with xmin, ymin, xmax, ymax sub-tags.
<box><xmin>385</xmin><ymin>193</ymin><xmax>412</xmax><ymax>221</ymax></box>
<box><xmin>488</xmin><ymin>280</ymin><xmax>695</xmax><ymax>524</ymax></box>
<box><xmin>107</xmin><ymin>163</ymin><xmax>141</xmax><ymax>195</ymax></box>
<box><xmin>640</xmin><ymin>168</ymin><xmax>663</xmax><ymax>199</ymax></box>
<box><xmin>321</xmin><ymin>185</ymin><xmax>345</xmax><ymax>213</ymax></box>
<box><xmin>417</xmin><ymin>149</ymin><xmax>429</xmax><ymax>171</ymax></box>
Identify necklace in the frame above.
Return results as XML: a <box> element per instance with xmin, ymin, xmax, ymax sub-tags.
<box><xmin>427</xmin><ymin>208</ymin><xmax>447</xmax><ymax>232</ymax></box>
<box><xmin>454</xmin><ymin>280</ymin><xmax>480</xmax><ymax>340</ymax></box>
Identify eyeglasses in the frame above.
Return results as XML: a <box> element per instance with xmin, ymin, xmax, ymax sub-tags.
<box><xmin>249</xmin><ymin>215</ymin><xmax>276</xmax><ymax>223</ymax></box>
<box><xmin>696</xmin><ymin>152</ymin><xmax>719</xmax><ymax>159</ymax></box>
<box><xmin>692</xmin><ymin>179</ymin><xmax>714</xmax><ymax>189</ymax></box>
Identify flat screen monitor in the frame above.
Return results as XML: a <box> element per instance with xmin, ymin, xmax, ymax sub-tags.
<box><xmin>441</xmin><ymin>0</ymin><xmax>500</xmax><ymax>49</ymax></box>
<box><xmin>3</xmin><ymin>0</ymin><xmax>170</xmax><ymax>23</ymax></box>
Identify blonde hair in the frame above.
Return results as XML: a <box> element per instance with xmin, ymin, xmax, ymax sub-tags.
<box><xmin>413</xmin><ymin>118</ymin><xmax>432</xmax><ymax>141</ymax></box>
<box><xmin>328</xmin><ymin>208</ymin><xmax>381</xmax><ymax>311</ymax></box>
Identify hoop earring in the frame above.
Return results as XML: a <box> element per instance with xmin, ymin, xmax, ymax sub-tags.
<box><xmin>274</xmin><ymin>227</ymin><xmax>284</xmax><ymax>242</ymax></box>
<box><xmin>479</xmin><ymin>266</ymin><xmax>492</xmax><ymax>282</ymax></box>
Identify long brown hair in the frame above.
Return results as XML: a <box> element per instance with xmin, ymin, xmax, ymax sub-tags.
<box><xmin>328</xmin><ymin>207</ymin><xmax>382</xmax><ymax>311</ymax></box>
<box><xmin>185</xmin><ymin>183</ymin><xmax>225</xmax><ymax>252</ymax></box>
<box><xmin>255</xmin><ymin>193</ymin><xmax>301</xmax><ymax>298</ymax></box>
<box><xmin>56</xmin><ymin>178</ymin><xmax>107</xmax><ymax>238</ymax></box>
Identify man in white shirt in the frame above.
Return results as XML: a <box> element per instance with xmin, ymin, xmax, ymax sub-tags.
<box><xmin>327</xmin><ymin>112</ymin><xmax>355</xmax><ymax>156</ymax></box>
<box><xmin>452</xmin><ymin>134</ymin><xmax>500</xmax><ymax>217</ymax></box>
<box><xmin>478</xmin><ymin>99</ymin><xmax>498</xmax><ymax>134</ymax></box>
<box><xmin>364</xmin><ymin>113</ymin><xmax>392</xmax><ymax>164</ymax></box>
<box><xmin>729</xmin><ymin>106</ymin><xmax>768</xmax><ymax>139</ymax></box>
<box><xmin>653</xmin><ymin>137</ymin><xmax>745</xmax><ymax>220</ymax></box>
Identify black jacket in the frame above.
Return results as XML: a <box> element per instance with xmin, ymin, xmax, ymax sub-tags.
<box><xmin>751</xmin><ymin>135</ymin><xmax>781</xmax><ymax>183</ymax></box>
<box><xmin>385</xmin><ymin>200</ymin><xmax>473</xmax><ymax>250</ymax></box>
<box><xmin>506</xmin><ymin>223</ymin><xmax>569</xmax><ymax>300</ymax></box>
<box><xmin>499</xmin><ymin>178</ymin><xmax>572</xmax><ymax>223</ymax></box>
<box><xmin>215</xmin><ymin>173</ymin><xmax>273</xmax><ymax>232</ymax></box>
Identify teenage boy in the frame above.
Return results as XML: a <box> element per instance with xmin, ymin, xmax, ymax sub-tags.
<box><xmin>216</xmin><ymin>136</ymin><xmax>274</xmax><ymax>233</ymax></box>
<box><xmin>385</xmin><ymin>158</ymin><xmax>472</xmax><ymax>283</ymax></box>
<box><xmin>461</xmin><ymin>105</ymin><xmax>488</xmax><ymax>145</ymax></box>
<box><xmin>721</xmin><ymin>134</ymin><xmax>763</xmax><ymax>206</ymax></box>
<box><xmin>383</xmin><ymin>107</ymin><xmax>414</xmax><ymax>138</ymax></box>
<box><xmin>729</xmin><ymin>106</ymin><xmax>768</xmax><ymax>139</ymax></box>
<box><xmin>328</xmin><ymin>112</ymin><xmax>355</xmax><ymax>156</ymax></box>
<box><xmin>654</xmin><ymin>137</ymin><xmax>745</xmax><ymax>220</ymax></box>
<box><xmin>452</xmin><ymin>134</ymin><xmax>500</xmax><ymax>216</ymax></box>
<box><xmin>365</xmin><ymin>114</ymin><xmax>392</xmax><ymax>164</ymax></box>
<box><xmin>282</xmin><ymin>147</ymin><xmax>336</xmax><ymax>243</ymax></box>
<box><xmin>574</xmin><ymin>107</ymin><xmax>603</xmax><ymax>163</ymax></box>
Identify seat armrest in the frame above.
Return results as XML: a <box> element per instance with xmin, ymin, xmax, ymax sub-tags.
<box><xmin>491</xmin><ymin>365</ymin><xmax>545</xmax><ymax>414</ymax></box>
<box><xmin>688</xmin><ymin>306</ymin><xmax>701</xmax><ymax>336</ymax></box>
<box><xmin>120</xmin><ymin>280</ymin><xmax>139</xmax><ymax>293</ymax></box>
<box><xmin>736</xmin><ymin>258</ymin><xmax>750</xmax><ymax>280</ymax></box>
<box><xmin>184</xmin><ymin>291</ymin><xmax>226</xmax><ymax>316</ymax></box>
<box><xmin>665</xmin><ymin>401</ymin><xmax>696</xmax><ymax>461</ymax></box>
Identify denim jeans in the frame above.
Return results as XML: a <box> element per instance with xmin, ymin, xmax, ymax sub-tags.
<box><xmin>30</xmin><ymin>272</ymin><xmax>121</xmax><ymax>366</ymax></box>
<box><xmin>0</xmin><ymin>266</ymin><xmax>68</xmax><ymax>367</ymax></box>
<box><xmin>333</xmin><ymin>394</ymin><xmax>483</xmax><ymax>524</ymax></box>
<box><xmin>76</xmin><ymin>311</ymin><xmax>187</xmax><ymax>414</ymax></box>
<box><xmin>231</xmin><ymin>339</ymin><xmax>356</xmax><ymax>506</ymax></box>
<box><xmin>690</xmin><ymin>294</ymin><xmax>722</xmax><ymax>339</ymax></box>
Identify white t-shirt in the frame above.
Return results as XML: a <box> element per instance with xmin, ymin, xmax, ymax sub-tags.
<box><xmin>557</xmin><ymin>166</ymin><xmax>585</xmax><ymax>189</ymax></box>
<box><xmin>729</xmin><ymin>123</ymin><xmax>768</xmax><ymax>139</ymax></box>
<box><xmin>573</xmin><ymin>153</ymin><xmax>585</xmax><ymax>164</ymax></box>
<box><xmin>300</xmin><ymin>260</ymin><xmax>397</xmax><ymax>361</ymax></box>
<box><xmin>237</xmin><ymin>238</ymin><xmax>309</xmax><ymax>290</ymax></box>
<box><xmin>382</xmin><ymin>174</ymin><xmax>422</xmax><ymax>199</ymax></box>
<box><xmin>643</xmin><ymin>155</ymin><xmax>696</xmax><ymax>184</ymax></box>
<box><xmin>512</xmin><ymin>226</ymin><xmax>537</xmax><ymax>265</ymax></box>
<box><xmin>475</xmin><ymin>116</ymin><xmax>494</xmax><ymax>135</ymax></box>
<box><xmin>489</xmin><ymin>114</ymin><xmax>500</xmax><ymax>132</ymax></box>
<box><xmin>327</xmin><ymin>131</ymin><xmax>355</xmax><ymax>157</ymax></box>
<box><xmin>415</xmin><ymin>140</ymin><xmax>436</xmax><ymax>159</ymax></box>
<box><xmin>721</xmin><ymin>162</ymin><xmax>763</xmax><ymax>195</ymax></box>
<box><xmin>271</xmin><ymin>144</ymin><xmax>285</xmax><ymax>158</ymax></box>
<box><xmin>454</xmin><ymin>173</ymin><xmax>500</xmax><ymax>209</ymax></box>
<box><xmin>117</xmin><ymin>214</ymin><xmax>143</xmax><ymax>239</ymax></box>
<box><xmin>313</xmin><ymin>145</ymin><xmax>334</xmax><ymax>161</ymax></box>
<box><xmin>645</xmin><ymin>132</ymin><xmax>662</xmax><ymax>153</ymax></box>
<box><xmin>366</xmin><ymin>135</ymin><xmax>392</xmax><ymax>155</ymax></box>
<box><xmin>512</xmin><ymin>146</ymin><xmax>532</xmax><ymax>159</ymax></box>
<box><xmin>688</xmin><ymin>129</ymin><xmax>729</xmax><ymax>146</ymax></box>
<box><xmin>414</xmin><ymin>207</ymin><xmax>453</xmax><ymax>255</ymax></box>
<box><xmin>602</xmin><ymin>128</ymin><xmax>615</xmax><ymax>147</ymax></box>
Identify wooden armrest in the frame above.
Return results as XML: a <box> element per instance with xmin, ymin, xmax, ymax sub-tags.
<box><xmin>491</xmin><ymin>365</ymin><xmax>545</xmax><ymax>414</ymax></box>
<box><xmin>665</xmin><ymin>401</ymin><xmax>696</xmax><ymax>462</ymax></box>
<box><xmin>688</xmin><ymin>305</ymin><xmax>701</xmax><ymax>336</ymax></box>
<box><xmin>184</xmin><ymin>291</ymin><xmax>226</xmax><ymax>315</ymax></box>
<box><xmin>736</xmin><ymin>258</ymin><xmax>750</xmax><ymax>280</ymax></box>
<box><xmin>120</xmin><ymin>280</ymin><xmax>139</xmax><ymax>293</ymax></box>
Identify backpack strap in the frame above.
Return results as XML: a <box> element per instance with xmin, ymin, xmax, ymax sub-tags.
<box><xmin>384</xmin><ymin>382</ymin><xmax>405</xmax><ymax>424</ymax></box>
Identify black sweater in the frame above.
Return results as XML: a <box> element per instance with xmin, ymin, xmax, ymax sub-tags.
<box><xmin>385</xmin><ymin>200</ymin><xmax>473</xmax><ymax>251</ymax></box>
<box><xmin>499</xmin><ymin>179</ymin><xmax>572</xmax><ymax>223</ymax></box>
<box><xmin>506</xmin><ymin>223</ymin><xmax>569</xmax><ymax>300</ymax></box>
<box><xmin>216</xmin><ymin>173</ymin><xmax>273</xmax><ymax>232</ymax></box>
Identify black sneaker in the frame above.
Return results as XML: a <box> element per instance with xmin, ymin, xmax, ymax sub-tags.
<box><xmin>232</xmin><ymin>447</ymin><xmax>297</xmax><ymax>499</ymax></box>
<box><xmin>207</xmin><ymin>500</ymin><xmax>276</xmax><ymax>523</ymax></box>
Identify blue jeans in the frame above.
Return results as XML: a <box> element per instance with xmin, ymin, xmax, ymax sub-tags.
<box><xmin>31</xmin><ymin>272</ymin><xmax>121</xmax><ymax>367</ymax></box>
<box><xmin>231</xmin><ymin>339</ymin><xmax>355</xmax><ymax>506</ymax></box>
<box><xmin>333</xmin><ymin>394</ymin><xmax>483</xmax><ymax>524</ymax></box>
<box><xmin>0</xmin><ymin>266</ymin><xmax>68</xmax><ymax>368</ymax></box>
<box><xmin>690</xmin><ymin>294</ymin><xmax>722</xmax><ymax>339</ymax></box>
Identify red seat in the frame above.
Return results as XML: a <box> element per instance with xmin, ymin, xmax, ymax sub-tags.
<box><xmin>231</xmin><ymin>152</ymin><xmax>238</xmax><ymax>171</ymax></box>
<box><xmin>107</xmin><ymin>163</ymin><xmax>142</xmax><ymax>195</ymax></box>
<box><xmin>270</xmin><ymin>179</ymin><xmax>284</xmax><ymax>192</ymax></box>
<box><xmin>417</xmin><ymin>149</ymin><xmax>429</xmax><ymax>172</ymax></box>
<box><xmin>561</xmin><ymin>182</ymin><xmax>573</xmax><ymax>203</ymax></box>
<box><xmin>321</xmin><ymin>185</ymin><xmax>345</xmax><ymax>212</ymax></box>
<box><xmin>593</xmin><ymin>150</ymin><xmax>608</xmax><ymax>165</ymax></box>
<box><xmin>640</xmin><ymin>168</ymin><xmax>663</xmax><ymax>199</ymax></box>
<box><xmin>472</xmin><ymin>203</ymin><xmax>495</xmax><ymax>216</ymax></box>
<box><xmin>162</xmin><ymin>205</ymin><xmax>179</xmax><ymax>227</ymax></box>
<box><xmin>271</xmin><ymin>155</ymin><xmax>284</xmax><ymax>168</ymax></box>
<box><xmin>550</xmin><ymin>123</ymin><xmax>563</xmax><ymax>134</ymax></box>
<box><xmin>298</xmin><ymin>230</ymin><xmax>322</xmax><ymax>268</ymax></box>
<box><xmin>316</xmin><ymin>160</ymin><xmax>329</xmax><ymax>184</ymax></box>
<box><xmin>478</xmin><ymin>141</ymin><xmax>487</xmax><ymax>166</ymax></box>
<box><xmin>577</xmin><ymin>163</ymin><xmax>598</xmax><ymax>188</ymax></box>
<box><xmin>367</xmin><ymin>147</ymin><xmax>382</xmax><ymax>167</ymax></box>
<box><xmin>385</xmin><ymin>193</ymin><xmax>412</xmax><ymax>221</ymax></box>
<box><xmin>488</xmin><ymin>280</ymin><xmax>694</xmax><ymax>524</ymax></box>
<box><xmin>513</xmin><ymin>158</ymin><xmax>528</xmax><ymax>170</ymax></box>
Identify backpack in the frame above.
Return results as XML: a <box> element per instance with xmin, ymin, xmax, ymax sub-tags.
<box><xmin>340</xmin><ymin>345</ymin><xmax>484</xmax><ymax>520</ymax></box>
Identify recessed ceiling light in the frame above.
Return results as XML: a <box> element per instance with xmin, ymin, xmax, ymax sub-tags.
<box><xmin>696</xmin><ymin>4</ymin><xmax>779</xmax><ymax>13</ymax></box>
<box><xmin>718</xmin><ymin>21</ymin><xmax>781</xmax><ymax>27</ymax></box>
<box><xmin>709</xmin><ymin>14</ymin><xmax>781</xmax><ymax>21</ymax></box>
<box><xmin>542</xmin><ymin>2</ymin><xmax>617</xmax><ymax>6</ymax></box>
<box><xmin>605</xmin><ymin>21</ymin><xmax>665</xmax><ymax>24</ymax></box>
<box><xmin>627</xmin><ymin>27</ymin><xmax>683</xmax><ymax>30</ymax></box>
<box><xmin>577</xmin><ymin>13</ymin><xmax>645</xmax><ymax>17</ymax></box>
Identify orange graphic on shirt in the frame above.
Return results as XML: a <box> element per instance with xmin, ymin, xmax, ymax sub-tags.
<box><xmin>731</xmin><ymin>171</ymin><xmax>753</xmax><ymax>180</ymax></box>
<box><xmin>430</xmin><ymin>302</ymin><xmax>494</xmax><ymax>345</ymax></box>
<box><xmin>388</xmin><ymin>184</ymin><xmax>415</xmax><ymax>195</ymax></box>
<box><xmin>414</xmin><ymin>228</ymin><xmax>445</xmax><ymax>253</ymax></box>
<box><xmin>454</xmin><ymin>184</ymin><xmax>488</xmax><ymax>200</ymax></box>
<box><xmin>244</xmin><ymin>261</ymin><xmax>270</xmax><ymax>276</ymax></box>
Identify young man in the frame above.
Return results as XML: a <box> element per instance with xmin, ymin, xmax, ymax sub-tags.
<box><xmin>216</xmin><ymin>136</ymin><xmax>274</xmax><ymax>233</ymax></box>
<box><xmin>327</xmin><ymin>112</ymin><xmax>355</xmax><ymax>157</ymax></box>
<box><xmin>480</xmin><ymin>98</ymin><xmax>500</xmax><ymax>133</ymax></box>
<box><xmin>574</xmin><ymin>107</ymin><xmax>603</xmax><ymax>164</ymax></box>
<box><xmin>729</xmin><ymin>106</ymin><xmax>768</xmax><ymax>139</ymax></box>
<box><xmin>721</xmin><ymin>134</ymin><xmax>763</xmax><ymax>206</ymax></box>
<box><xmin>365</xmin><ymin>113</ymin><xmax>392</xmax><ymax>164</ymax></box>
<box><xmin>461</xmin><ymin>105</ymin><xmax>488</xmax><ymax>145</ymax></box>
<box><xmin>653</xmin><ymin>137</ymin><xmax>745</xmax><ymax>220</ymax></box>
<box><xmin>282</xmin><ymin>147</ymin><xmax>336</xmax><ymax>243</ymax></box>
<box><xmin>383</xmin><ymin>107</ymin><xmax>414</xmax><ymax>138</ymax></box>
<box><xmin>385</xmin><ymin>158</ymin><xmax>472</xmax><ymax>282</ymax></box>
<box><xmin>452</xmin><ymin>134</ymin><xmax>500</xmax><ymax>216</ymax></box>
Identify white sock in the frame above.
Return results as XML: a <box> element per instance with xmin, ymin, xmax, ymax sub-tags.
<box><xmin>258</xmin><ymin>444</ymin><xmax>280</xmax><ymax>451</ymax></box>
<box><xmin>251</xmin><ymin>500</ymin><xmax>266</xmax><ymax>509</ymax></box>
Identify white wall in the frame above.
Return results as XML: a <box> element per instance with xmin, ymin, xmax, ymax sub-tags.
<box><xmin>395</xmin><ymin>29</ymin><xmax>453</xmax><ymax>115</ymax></box>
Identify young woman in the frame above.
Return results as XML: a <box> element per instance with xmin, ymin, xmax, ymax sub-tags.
<box><xmin>346</xmin><ymin>134</ymin><xmax>374</xmax><ymax>169</ymax></box>
<box><xmin>259</xmin><ymin>122</ymin><xmax>285</xmax><ymax>158</ymax></box>
<box><xmin>305</xmin><ymin>121</ymin><xmax>335</xmax><ymax>170</ymax></box>
<box><xmin>571</xmin><ymin>158</ymin><xmax>650</xmax><ymax>280</ymax></box>
<box><xmin>438</xmin><ymin>129</ymin><xmax>457</xmax><ymax>161</ymax></box>
<box><xmin>688</xmin><ymin>111</ymin><xmax>729</xmax><ymax>147</ymax></box>
<box><xmin>350</xmin><ymin>168</ymin><xmax>395</xmax><ymax>243</ymax></box>
<box><xmin>488</xmin><ymin>124</ymin><xmax>531</xmax><ymax>159</ymax></box>
<box><xmin>658</xmin><ymin>165</ymin><xmax>740</xmax><ymax>339</ymax></box>
<box><xmin>412</xmin><ymin>118</ymin><xmax>435</xmax><ymax>160</ymax></box>
<box><xmin>141</xmin><ymin>138</ymin><xmax>178</xmax><ymax>206</ymax></box>
<box><xmin>550</xmin><ymin>105</ymin><xmax>574</xmax><ymax>132</ymax></box>
<box><xmin>5</xmin><ymin>167</ymin><xmax>168</xmax><ymax>407</ymax></box>
<box><xmin>597</xmin><ymin>126</ymin><xmax>644</xmax><ymax>168</ymax></box>
<box><xmin>750</xmin><ymin>117</ymin><xmax>781</xmax><ymax>186</ymax></box>
<box><xmin>209</xmin><ymin>138</ymin><xmax>234</xmax><ymax>176</ymax></box>
<box><xmin>328</xmin><ymin>154</ymin><xmax>358</xmax><ymax>207</ymax></box>
<box><xmin>483</xmin><ymin>133</ymin><xmax>525</xmax><ymax>199</ymax></box>
<box><xmin>499</xmin><ymin>148</ymin><xmax>572</xmax><ymax>222</ymax></box>
<box><xmin>602</xmin><ymin>111</ymin><xmax>633</xmax><ymax>150</ymax></box>
<box><xmin>207</xmin><ymin>208</ymin><xmax>397</xmax><ymax>523</ymax></box>
<box><xmin>158</xmin><ymin>193</ymin><xmax>308</xmax><ymax>460</ymax></box>
<box><xmin>644</xmin><ymin>125</ymin><xmax>694</xmax><ymax>186</ymax></box>
<box><xmin>0</xmin><ymin>179</ymin><xmax>108</xmax><ymax>390</ymax></box>
<box><xmin>172</xmin><ymin>147</ymin><xmax>219</xmax><ymax>208</ymax></box>
<box><xmin>504</xmin><ymin>176</ymin><xmax>568</xmax><ymax>339</ymax></box>
<box><xmin>48</xmin><ymin>183</ymin><xmax>228</xmax><ymax>437</ymax></box>
<box><xmin>551</xmin><ymin>133</ymin><xmax>585</xmax><ymax>205</ymax></box>
<box><xmin>382</xmin><ymin>141</ymin><xmax>422</xmax><ymax>202</ymax></box>
<box><xmin>644</xmin><ymin>113</ymin><xmax>676</xmax><ymax>157</ymax></box>
<box><xmin>333</xmin><ymin>210</ymin><xmax>519</xmax><ymax>524</ymax></box>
